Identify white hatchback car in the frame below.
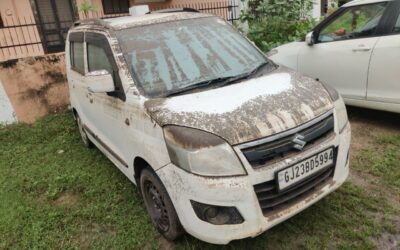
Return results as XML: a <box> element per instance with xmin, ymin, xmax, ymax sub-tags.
<box><xmin>269</xmin><ymin>0</ymin><xmax>400</xmax><ymax>113</ymax></box>
<box><xmin>66</xmin><ymin>9</ymin><xmax>351</xmax><ymax>244</ymax></box>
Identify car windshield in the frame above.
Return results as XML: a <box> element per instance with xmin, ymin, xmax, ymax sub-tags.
<box><xmin>117</xmin><ymin>16</ymin><xmax>269</xmax><ymax>97</ymax></box>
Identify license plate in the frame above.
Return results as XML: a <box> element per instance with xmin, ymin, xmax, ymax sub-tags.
<box><xmin>277</xmin><ymin>147</ymin><xmax>335</xmax><ymax>191</ymax></box>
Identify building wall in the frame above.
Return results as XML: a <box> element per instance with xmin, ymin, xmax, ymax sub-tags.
<box><xmin>75</xmin><ymin>0</ymin><xmax>105</xmax><ymax>19</ymax></box>
<box><xmin>312</xmin><ymin>0</ymin><xmax>322</xmax><ymax>19</ymax></box>
<box><xmin>75</xmin><ymin>0</ymin><xmax>233</xmax><ymax>19</ymax></box>
<box><xmin>0</xmin><ymin>53</ymin><xmax>69</xmax><ymax>124</ymax></box>
<box><xmin>134</xmin><ymin>0</ymin><xmax>228</xmax><ymax>9</ymax></box>
<box><xmin>0</xmin><ymin>0</ymin><xmax>45</xmax><ymax>62</ymax></box>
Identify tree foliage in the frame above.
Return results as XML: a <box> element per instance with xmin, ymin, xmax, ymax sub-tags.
<box><xmin>241</xmin><ymin>0</ymin><xmax>316</xmax><ymax>52</ymax></box>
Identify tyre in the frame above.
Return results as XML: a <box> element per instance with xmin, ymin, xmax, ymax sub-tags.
<box><xmin>140</xmin><ymin>168</ymin><xmax>184</xmax><ymax>241</ymax></box>
<box><xmin>76</xmin><ymin>115</ymin><xmax>93</xmax><ymax>148</ymax></box>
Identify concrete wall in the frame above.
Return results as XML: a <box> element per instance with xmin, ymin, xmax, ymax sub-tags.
<box><xmin>312</xmin><ymin>0</ymin><xmax>322</xmax><ymax>19</ymax></box>
<box><xmin>0</xmin><ymin>53</ymin><xmax>69</xmax><ymax>124</ymax></box>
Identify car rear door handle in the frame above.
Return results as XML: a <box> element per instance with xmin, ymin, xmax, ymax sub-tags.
<box><xmin>352</xmin><ymin>45</ymin><xmax>371</xmax><ymax>52</ymax></box>
<box><xmin>87</xmin><ymin>93</ymin><xmax>93</xmax><ymax>104</ymax></box>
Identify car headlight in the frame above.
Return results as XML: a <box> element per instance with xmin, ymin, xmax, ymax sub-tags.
<box><xmin>163</xmin><ymin>126</ymin><xmax>246</xmax><ymax>177</ymax></box>
<box><xmin>335</xmin><ymin>97</ymin><xmax>349</xmax><ymax>133</ymax></box>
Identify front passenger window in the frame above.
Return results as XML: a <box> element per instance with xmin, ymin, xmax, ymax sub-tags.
<box><xmin>318</xmin><ymin>3</ymin><xmax>387</xmax><ymax>42</ymax></box>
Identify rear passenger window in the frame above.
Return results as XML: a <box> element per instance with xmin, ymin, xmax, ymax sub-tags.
<box><xmin>70</xmin><ymin>42</ymin><xmax>85</xmax><ymax>74</ymax></box>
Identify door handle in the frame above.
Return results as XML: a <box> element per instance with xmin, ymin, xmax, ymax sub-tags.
<box><xmin>87</xmin><ymin>93</ymin><xmax>93</xmax><ymax>104</ymax></box>
<box><xmin>353</xmin><ymin>48</ymin><xmax>371</xmax><ymax>52</ymax></box>
<box><xmin>352</xmin><ymin>45</ymin><xmax>371</xmax><ymax>52</ymax></box>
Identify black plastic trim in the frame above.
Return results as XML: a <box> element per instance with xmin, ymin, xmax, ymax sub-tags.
<box><xmin>83</xmin><ymin>125</ymin><xmax>129</xmax><ymax>168</ymax></box>
<box><xmin>69</xmin><ymin>32</ymin><xmax>84</xmax><ymax>43</ymax></box>
<box><xmin>254</xmin><ymin>147</ymin><xmax>338</xmax><ymax>215</ymax></box>
<box><xmin>242</xmin><ymin>115</ymin><xmax>334</xmax><ymax>167</ymax></box>
<box><xmin>85</xmin><ymin>32</ymin><xmax>126</xmax><ymax>102</ymax></box>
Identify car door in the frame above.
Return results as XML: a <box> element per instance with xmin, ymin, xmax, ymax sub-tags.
<box><xmin>367</xmin><ymin>2</ymin><xmax>400</xmax><ymax>107</ymax></box>
<box><xmin>84</xmin><ymin>31</ymin><xmax>131</xmax><ymax>171</ymax></box>
<box><xmin>68</xmin><ymin>32</ymin><xmax>92</xmax><ymax>124</ymax></box>
<box><xmin>298</xmin><ymin>2</ymin><xmax>389</xmax><ymax>100</ymax></box>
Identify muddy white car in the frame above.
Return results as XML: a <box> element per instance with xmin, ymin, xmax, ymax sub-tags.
<box><xmin>66</xmin><ymin>9</ymin><xmax>351</xmax><ymax>244</ymax></box>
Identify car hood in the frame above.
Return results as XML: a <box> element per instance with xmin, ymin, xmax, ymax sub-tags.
<box><xmin>269</xmin><ymin>42</ymin><xmax>305</xmax><ymax>71</ymax></box>
<box><xmin>144</xmin><ymin>66</ymin><xmax>334</xmax><ymax>145</ymax></box>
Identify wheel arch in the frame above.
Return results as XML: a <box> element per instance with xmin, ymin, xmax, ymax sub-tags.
<box><xmin>72</xmin><ymin>108</ymin><xmax>78</xmax><ymax>120</ymax></box>
<box><xmin>133</xmin><ymin>157</ymin><xmax>152</xmax><ymax>185</ymax></box>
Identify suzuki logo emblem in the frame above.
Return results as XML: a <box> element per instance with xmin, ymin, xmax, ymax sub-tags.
<box><xmin>293</xmin><ymin>134</ymin><xmax>307</xmax><ymax>151</ymax></box>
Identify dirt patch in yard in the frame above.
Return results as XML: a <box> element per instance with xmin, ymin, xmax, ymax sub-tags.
<box><xmin>348</xmin><ymin>171</ymin><xmax>400</xmax><ymax>209</ymax></box>
<box><xmin>348</xmin><ymin>107</ymin><xmax>400</xmax><ymax>151</ymax></box>
<box><xmin>52</xmin><ymin>192</ymin><xmax>78</xmax><ymax>207</ymax></box>
<box><xmin>374</xmin><ymin>232</ymin><xmax>400</xmax><ymax>250</ymax></box>
<box><xmin>75</xmin><ymin>223</ymin><xmax>116</xmax><ymax>249</ymax></box>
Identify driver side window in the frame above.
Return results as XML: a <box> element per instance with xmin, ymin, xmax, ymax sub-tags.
<box><xmin>318</xmin><ymin>3</ymin><xmax>387</xmax><ymax>43</ymax></box>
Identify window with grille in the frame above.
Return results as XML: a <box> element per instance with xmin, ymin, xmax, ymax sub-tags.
<box><xmin>0</xmin><ymin>13</ymin><xmax>4</xmax><ymax>28</ymax></box>
<box><xmin>102</xmin><ymin>0</ymin><xmax>130</xmax><ymax>14</ymax></box>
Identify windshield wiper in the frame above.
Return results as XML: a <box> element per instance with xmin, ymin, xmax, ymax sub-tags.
<box><xmin>246</xmin><ymin>61</ymin><xmax>270</xmax><ymax>79</ymax></box>
<box><xmin>165</xmin><ymin>76</ymin><xmax>234</xmax><ymax>97</ymax></box>
<box><xmin>165</xmin><ymin>61</ymin><xmax>270</xmax><ymax>97</ymax></box>
<box><xmin>217</xmin><ymin>61</ymin><xmax>270</xmax><ymax>87</ymax></box>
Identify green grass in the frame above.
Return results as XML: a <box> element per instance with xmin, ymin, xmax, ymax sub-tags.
<box><xmin>352</xmin><ymin>135</ymin><xmax>400</xmax><ymax>193</ymax></box>
<box><xmin>0</xmin><ymin>113</ymin><xmax>399</xmax><ymax>249</ymax></box>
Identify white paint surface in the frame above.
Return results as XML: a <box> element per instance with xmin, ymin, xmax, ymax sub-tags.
<box><xmin>0</xmin><ymin>80</ymin><xmax>16</xmax><ymax>124</ymax></box>
<box><xmin>312</xmin><ymin>0</ymin><xmax>322</xmax><ymax>19</ymax></box>
<box><xmin>164</xmin><ymin>73</ymin><xmax>293</xmax><ymax>114</ymax></box>
<box><xmin>129</xmin><ymin>5</ymin><xmax>149</xmax><ymax>17</ymax></box>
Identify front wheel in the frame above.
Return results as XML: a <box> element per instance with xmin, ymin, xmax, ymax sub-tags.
<box><xmin>140</xmin><ymin>168</ymin><xmax>183</xmax><ymax>241</ymax></box>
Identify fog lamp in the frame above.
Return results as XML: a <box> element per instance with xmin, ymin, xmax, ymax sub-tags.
<box><xmin>191</xmin><ymin>200</ymin><xmax>244</xmax><ymax>225</ymax></box>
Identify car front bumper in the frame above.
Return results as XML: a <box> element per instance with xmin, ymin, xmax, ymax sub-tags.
<box><xmin>156</xmin><ymin>122</ymin><xmax>351</xmax><ymax>244</ymax></box>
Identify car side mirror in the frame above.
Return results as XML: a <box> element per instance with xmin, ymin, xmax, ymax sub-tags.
<box><xmin>306</xmin><ymin>32</ymin><xmax>315</xmax><ymax>46</ymax></box>
<box><xmin>86</xmin><ymin>70</ymin><xmax>115</xmax><ymax>93</ymax></box>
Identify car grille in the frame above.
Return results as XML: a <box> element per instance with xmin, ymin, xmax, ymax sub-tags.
<box><xmin>240</xmin><ymin>112</ymin><xmax>335</xmax><ymax>168</ymax></box>
<box><xmin>254</xmin><ymin>162</ymin><xmax>336</xmax><ymax>216</ymax></box>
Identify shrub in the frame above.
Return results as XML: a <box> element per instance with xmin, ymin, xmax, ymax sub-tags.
<box><xmin>241</xmin><ymin>0</ymin><xmax>316</xmax><ymax>52</ymax></box>
<box><xmin>79</xmin><ymin>0</ymin><xmax>96</xmax><ymax>18</ymax></box>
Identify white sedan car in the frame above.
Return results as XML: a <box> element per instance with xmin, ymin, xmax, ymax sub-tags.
<box><xmin>269</xmin><ymin>0</ymin><xmax>400</xmax><ymax>113</ymax></box>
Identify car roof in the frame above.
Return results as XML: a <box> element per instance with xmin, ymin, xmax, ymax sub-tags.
<box><xmin>72</xmin><ymin>12</ymin><xmax>213</xmax><ymax>31</ymax></box>
<box><xmin>342</xmin><ymin>0</ymin><xmax>391</xmax><ymax>7</ymax></box>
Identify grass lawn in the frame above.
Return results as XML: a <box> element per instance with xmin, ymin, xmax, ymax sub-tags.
<box><xmin>0</xmin><ymin>110</ymin><xmax>399</xmax><ymax>249</ymax></box>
